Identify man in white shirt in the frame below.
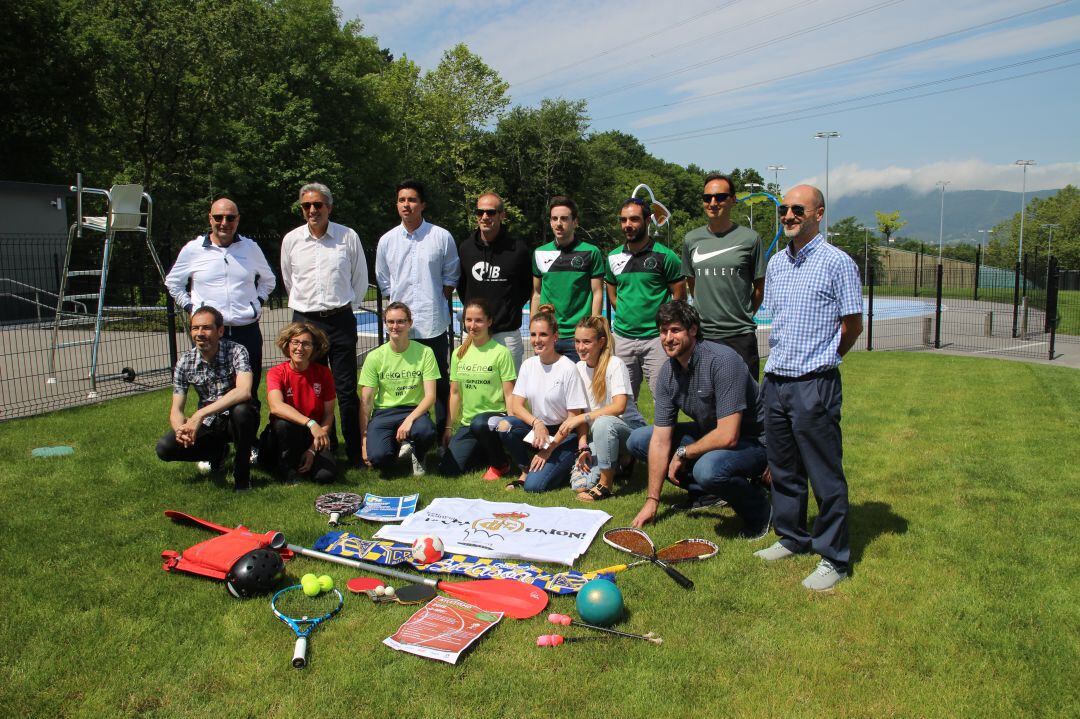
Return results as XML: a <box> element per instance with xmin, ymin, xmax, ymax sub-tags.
<box><xmin>280</xmin><ymin>182</ymin><xmax>369</xmax><ymax>465</ymax></box>
<box><xmin>375</xmin><ymin>179</ymin><xmax>460</xmax><ymax>435</ymax></box>
<box><xmin>165</xmin><ymin>197</ymin><xmax>275</xmax><ymax>394</ymax></box>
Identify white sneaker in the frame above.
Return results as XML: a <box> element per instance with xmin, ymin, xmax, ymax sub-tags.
<box><xmin>755</xmin><ymin>541</ymin><xmax>797</xmax><ymax>561</ymax></box>
<box><xmin>410</xmin><ymin>452</ymin><xmax>425</xmax><ymax>477</ymax></box>
<box><xmin>802</xmin><ymin>559</ymin><xmax>848</xmax><ymax>591</ymax></box>
<box><xmin>398</xmin><ymin>441</ymin><xmax>414</xmax><ymax>460</ymax></box>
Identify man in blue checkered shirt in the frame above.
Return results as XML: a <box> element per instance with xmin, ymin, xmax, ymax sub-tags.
<box><xmin>156</xmin><ymin>306</ymin><xmax>257</xmax><ymax>491</ymax></box>
<box><xmin>755</xmin><ymin>184</ymin><xmax>863</xmax><ymax>591</ymax></box>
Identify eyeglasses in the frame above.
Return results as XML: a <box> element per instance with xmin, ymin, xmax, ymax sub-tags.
<box><xmin>778</xmin><ymin>204</ymin><xmax>808</xmax><ymax>217</ymax></box>
<box><xmin>474</xmin><ymin>208</ymin><xmax>500</xmax><ymax>217</ymax></box>
<box><xmin>211</xmin><ymin>214</ymin><xmax>237</xmax><ymax>223</ymax></box>
<box><xmin>300</xmin><ymin>201</ymin><xmax>325</xmax><ymax>212</ymax></box>
<box><xmin>702</xmin><ymin>193</ymin><xmax>731</xmax><ymax>204</ymax></box>
<box><xmin>288</xmin><ymin>339</ymin><xmax>313</xmax><ymax>348</ymax></box>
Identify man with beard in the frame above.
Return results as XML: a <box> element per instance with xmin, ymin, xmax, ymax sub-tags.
<box><xmin>156</xmin><ymin>306</ymin><xmax>257</xmax><ymax>491</ymax></box>
<box><xmin>755</xmin><ymin>184</ymin><xmax>862</xmax><ymax>592</ymax></box>
<box><xmin>604</xmin><ymin>197</ymin><xmax>685</xmax><ymax>399</ymax></box>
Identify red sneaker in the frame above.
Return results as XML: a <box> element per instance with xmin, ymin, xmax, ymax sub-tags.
<box><xmin>482</xmin><ymin>465</ymin><xmax>510</xmax><ymax>481</ymax></box>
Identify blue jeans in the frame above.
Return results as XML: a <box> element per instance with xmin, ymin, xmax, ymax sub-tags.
<box><xmin>365</xmin><ymin>406</ymin><xmax>436</xmax><ymax>469</ymax></box>
<box><xmin>497</xmin><ymin>416</ymin><xmax>579</xmax><ymax>492</ymax></box>
<box><xmin>627</xmin><ymin>423</ymin><xmax>769</xmax><ymax>526</ymax></box>
<box><xmin>438</xmin><ymin>412</ymin><xmax>507</xmax><ymax>476</ymax></box>
<box><xmin>554</xmin><ymin>337</ymin><xmax>580</xmax><ymax>363</ymax></box>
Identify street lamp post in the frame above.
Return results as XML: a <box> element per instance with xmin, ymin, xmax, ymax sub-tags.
<box><xmin>814</xmin><ymin>132</ymin><xmax>840</xmax><ymax>237</ymax></box>
<box><xmin>745</xmin><ymin>182</ymin><xmax>763</xmax><ymax>228</ymax></box>
<box><xmin>859</xmin><ymin>225</ymin><xmax>870</xmax><ymax>282</ymax></box>
<box><xmin>936</xmin><ymin>180</ymin><xmax>950</xmax><ymax>263</ymax></box>
<box><xmin>767</xmin><ymin>165</ymin><xmax>785</xmax><ymax>235</ymax></box>
<box><xmin>1043</xmin><ymin>223</ymin><xmax>1059</xmax><ymax>289</ymax></box>
<box><xmin>1015</xmin><ymin>160</ymin><xmax>1035</xmax><ymax>299</ymax></box>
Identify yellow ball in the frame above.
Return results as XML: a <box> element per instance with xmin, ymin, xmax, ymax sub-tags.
<box><xmin>317</xmin><ymin>575</ymin><xmax>333</xmax><ymax>591</ymax></box>
<box><xmin>301</xmin><ymin>574</ymin><xmax>321</xmax><ymax>596</ymax></box>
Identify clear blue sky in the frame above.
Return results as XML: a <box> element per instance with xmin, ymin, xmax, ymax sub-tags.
<box><xmin>343</xmin><ymin>0</ymin><xmax>1080</xmax><ymax>199</ymax></box>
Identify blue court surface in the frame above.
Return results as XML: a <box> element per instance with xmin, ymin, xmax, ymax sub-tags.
<box><xmin>355</xmin><ymin>297</ymin><xmax>937</xmax><ymax>337</ymax></box>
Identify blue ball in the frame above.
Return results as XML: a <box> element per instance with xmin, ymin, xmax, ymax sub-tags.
<box><xmin>576</xmin><ymin>578</ymin><xmax>623</xmax><ymax>626</ymax></box>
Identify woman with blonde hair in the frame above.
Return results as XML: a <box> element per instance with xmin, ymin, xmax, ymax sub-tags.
<box><xmin>265</xmin><ymin>321</ymin><xmax>337</xmax><ymax>483</ymax></box>
<box><xmin>554</xmin><ymin>316</ymin><xmax>644</xmax><ymax>501</ymax></box>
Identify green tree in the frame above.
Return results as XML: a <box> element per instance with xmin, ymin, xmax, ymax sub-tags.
<box><xmin>875</xmin><ymin>210</ymin><xmax>907</xmax><ymax>245</ymax></box>
<box><xmin>827</xmin><ymin>216</ymin><xmax>879</xmax><ymax>282</ymax></box>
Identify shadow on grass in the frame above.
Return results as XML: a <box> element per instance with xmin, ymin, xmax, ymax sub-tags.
<box><xmin>849</xmin><ymin>500</ymin><xmax>908</xmax><ymax>566</ymax></box>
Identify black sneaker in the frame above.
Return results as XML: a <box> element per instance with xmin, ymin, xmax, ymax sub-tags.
<box><xmin>672</xmin><ymin>493</ymin><xmax>728</xmax><ymax>513</ymax></box>
<box><xmin>738</xmin><ymin>503</ymin><xmax>773</xmax><ymax>541</ymax></box>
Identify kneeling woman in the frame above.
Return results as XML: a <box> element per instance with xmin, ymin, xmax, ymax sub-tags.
<box><xmin>555</xmin><ymin>316</ymin><xmax>646</xmax><ymax>501</ymax></box>
<box><xmin>440</xmin><ymin>299</ymin><xmax>517</xmax><ymax>478</ymax></box>
<box><xmin>359</xmin><ymin>302</ymin><xmax>439</xmax><ymax>475</ymax></box>
<box><xmin>265</xmin><ymin>322</ymin><xmax>338</xmax><ymax>483</ymax></box>
<box><xmin>497</xmin><ymin>304</ymin><xmax>589</xmax><ymax>492</ymax></box>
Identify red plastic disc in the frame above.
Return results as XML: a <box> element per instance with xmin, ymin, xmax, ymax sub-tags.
<box><xmin>346</xmin><ymin>577</ymin><xmax>386</xmax><ymax>594</ymax></box>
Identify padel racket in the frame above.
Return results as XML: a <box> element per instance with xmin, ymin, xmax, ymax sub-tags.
<box><xmin>602</xmin><ymin>527</ymin><xmax>696</xmax><ymax>590</ymax></box>
<box><xmin>587</xmin><ymin>538</ymin><xmax>718</xmax><ymax>576</ymax></box>
<box><xmin>271</xmin><ymin>585</ymin><xmax>343</xmax><ymax>668</ymax></box>
<box><xmin>288</xmin><ymin>543</ymin><xmax>548</xmax><ymax>619</ymax></box>
<box><xmin>314</xmin><ymin>492</ymin><xmax>364</xmax><ymax>526</ymax></box>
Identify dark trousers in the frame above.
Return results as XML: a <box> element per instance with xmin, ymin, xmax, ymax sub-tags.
<box><xmin>761</xmin><ymin>370</ymin><xmax>850</xmax><ymax>571</ymax></box>
<box><xmin>414</xmin><ymin>332</ymin><xmax>450</xmax><ymax>435</ymax></box>
<box><xmin>438</xmin><ymin>412</ymin><xmax>507</xmax><ymax>476</ymax></box>
<box><xmin>497</xmin><ymin>417</ymin><xmax>579</xmax><ymax>492</ymax></box>
<box><xmin>708</xmin><ymin>332</ymin><xmax>760</xmax><ymax>379</ymax></box>
<box><xmin>270</xmin><ymin>418</ymin><xmax>337</xmax><ymax>482</ymax></box>
<box><xmin>365</xmin><ymin>406</ymin><xmax>436</xmax><ymax>469</ymax></box>
<box><xmin>554</xmin><ymin>337</ymin><xmax>580</xmax><ymax>363</ymax></box>
<box><xmin>156</xmin><ymin>401</ymin><xmax>257</xmax><ymax>486</ymax></box>
<box><xmin>293</xmin><ymin>308</ymin><xmax>361</xmax><ymax>463</ymax></box>
<box><xmin>223</xmin><ymin>322</ymin><xmax>263</xmax><ymax>397</ymax></box>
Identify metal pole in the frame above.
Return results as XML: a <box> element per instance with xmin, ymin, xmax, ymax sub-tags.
<box><xmin>867</xmin><ymin>260</ymin><xmax>874</xmax><ymax>352</ymax></box>
<box><xmin>934</xmin><ymin>264</ymin><xmax>943</xmax><ymax>349</ymax></box>
<box><xmin>1043</xmin><ymin>223</ymin><xmax>1058</xmax><ymax>290</ymax></box>
<box><xmin>767</xmin><ymin>165</ymin><xmax>785</xmax><ymax>235</ymax></box>
<box><xmin>1015</xmin><ymin>160</ymin><xmax>1035</xmax><ymax>269</ymax></box>
<box><xmin>1012</xmin><ymin>261</ymin><xmax>1021</xmax><ymax>338</ymax></box>
<box><xmin>814</xmin><ymin>132</ymin><xmax>839</xmax><ymax>237</ymax></box>
<box><xmin>936</xmin><ymin>180</ymin><xmax>949</xmax><ymax>263</ymax></box>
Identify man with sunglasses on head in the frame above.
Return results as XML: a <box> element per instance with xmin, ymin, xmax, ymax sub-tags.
<box><xmin>681</xmin><ymin>173</ymin><xmax>767</xmax><ymax>377</ymax></box>
<box><xmin>375</xmin><ymin>179</ymin><xmax>461</xmax><ymax>436</ymax></box>
<box><xmin>166</xmin><ymin>197</ymin><xmax>275</xmax><ymax>395</ymax></box>
<box><xmin>755</xmin><ymin>184</ymin><xmax>862</xmax><ymax>592</ymax></box>
<box><xmin>605</xmin><ymin>197</ymin><xmax>685</xmax><ymax>399</ymax></box>
<box><xmin>280</xmin><ymin>182</ymin><xmax>369</xmax><ymax>466</ymax></box>
<box><xmin>455</xmin><ymin>192</ymin><xmax>531</xmax><ymax>369</ymax></box>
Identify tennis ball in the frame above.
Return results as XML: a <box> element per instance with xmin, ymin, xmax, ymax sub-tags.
<box><xmin>576</xmin><ymin>578</ymin><xmax>623</xmax><ymax>626</ymax></box>
<box><xmin>301</xmin><ymin>573</ymin><xmax>317</xmax><ymax>585</ymax></box>
<box><xmin>317</xmin><ymin>574</ymin><xmax>333</xmax><ymax>591</ymax></box>
<box><xmin>301</xmin><ymin>575</ymin><xmax>321</xmax><ymax>596</ymax></box>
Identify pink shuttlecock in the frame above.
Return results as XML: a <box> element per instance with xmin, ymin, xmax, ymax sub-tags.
<box><xmin>548</xmin><ymin>613</ymin><xmax>572</xmax><ymax>625</ymax></box>
<box><xmin>536</xmin><ymin>634</ymin><xmax>566</xmax><ymax>647</ymax></box>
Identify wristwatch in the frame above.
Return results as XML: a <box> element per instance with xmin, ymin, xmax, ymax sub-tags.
<box><xmin>674</xmin><ymin>446</ymin><xmax>687</xmax><ymax>460</ymax></box>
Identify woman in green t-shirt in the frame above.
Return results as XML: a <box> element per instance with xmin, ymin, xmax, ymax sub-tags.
<box><xmin>359</xmin><ymin>302</ymin><xmax>440</xmax><ymax>475</ymax></box>
<box><xmin>439</xmin><ymin>299</ymin><xmax>518</xmax><ymax>478</ymax></box>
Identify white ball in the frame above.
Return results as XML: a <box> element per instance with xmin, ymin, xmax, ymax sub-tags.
<box><xmin>411</xmin><ymin>535</ymin><xmax>445</xmax><ymax>565</ymax></box>
<box><xmin>384</xmin><ymin>585</ymin><xmax>395</xmax><ymax>597</ymax></box>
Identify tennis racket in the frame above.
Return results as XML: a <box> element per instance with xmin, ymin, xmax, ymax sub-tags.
<box><xmin>271</xmin><ymin>585</ymin><xmax>343</xmax><ymax>668</ymax></box>
<box><xmin>587</xmin><ymin>537</ymin><xmax>718</xmax><ymax>576</ymax></box>
<box><xmin>314</xmin><ymin>492</ymin><xmax>363</xmax><ymax>526</ymax></box>
<box><xmin>602</xmin><ymin>527</ymin><xmax>696</xmax><ymax>590</ymax></box>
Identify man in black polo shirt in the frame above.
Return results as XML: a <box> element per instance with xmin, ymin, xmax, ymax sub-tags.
<box><xmin>628</xmin><ymin>300</ymin><xmax>770</xmax><ymax>538</ymax></box>
<box><xmin>456</xmin><ymin>192</ymin><xmax>532</xmax><ymax>369</ymax></box>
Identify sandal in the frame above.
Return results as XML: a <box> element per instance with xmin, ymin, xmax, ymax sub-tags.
<box><xmin>504</xmin><ymin>478</ymin><xmax>524</xmax><ymax>491</ymax></box>
<box><xmin>576</xmin><ymin>484</ymin><xmax>612</xmax><ymax>502</ymax></box>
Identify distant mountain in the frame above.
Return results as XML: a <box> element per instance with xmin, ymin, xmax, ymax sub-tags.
<box><xmin>831</xmin><ymin>187</ymin><xmax>1061</xmax><ymax>245</ymax></box>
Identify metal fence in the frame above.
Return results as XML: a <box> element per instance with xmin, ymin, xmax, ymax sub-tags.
<box><xmin>0</xmin><ymin>231</ymin><xmax>1073</xmax><ymax>421</ymax></box>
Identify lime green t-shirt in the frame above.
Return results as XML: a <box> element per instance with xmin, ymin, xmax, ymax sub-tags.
<box><xmin>449</xmin><ymin>339</ymin><xmax>517</xmax><ymax>426</ymax></box>
<box><xmin>359</xmin><ymin>341</ymin><xmax>440</xmax><ymax>409</ymax></box>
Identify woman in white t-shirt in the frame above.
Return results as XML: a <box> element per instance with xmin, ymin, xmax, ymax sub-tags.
<box><xmin>497</xmin><ymin>304</ymin><xmax>589</xmax><ymax>492</ymax></box>
<box><xmin>553</xmin><ymin>316</ymin><xmax>646</xmax><ymax>501</ymax></box>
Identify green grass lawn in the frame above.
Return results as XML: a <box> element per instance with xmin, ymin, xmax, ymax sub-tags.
<box><xmin>1</xmin><ymin>353</ymin><xmax>1077</xmax><ymax>718</ymax></box>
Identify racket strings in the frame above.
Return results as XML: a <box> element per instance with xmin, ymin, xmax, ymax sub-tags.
<box><xmin>274</xmin><ymin>588</ymin><xmax>341</xmax><ymax>621</ymax></box>
<box><xmin>655</xmin><ymin>539</ymin><xmax>718</xmax><ymax>562</ymax></box>
<box><xmin>604</xmin><ymin>528</ymin><xmax>655</xmax><ymax>556</ymax></box>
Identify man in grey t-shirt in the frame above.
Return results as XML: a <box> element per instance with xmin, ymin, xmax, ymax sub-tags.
<box><xmin>681</xmin><ymin>173</ymin><xmax>767</xmax><ymax>377</ymax></box>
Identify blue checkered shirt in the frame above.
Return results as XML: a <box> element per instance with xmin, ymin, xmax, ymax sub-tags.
<box><xmin>763</xmin><ymin>234</ymin><xmax>862</xmax><ymax>377</ymax></box>
<box><xmin>172</xmin><ymin>339</ymin><xmax>251</xmax><ymax>425</ymax></box>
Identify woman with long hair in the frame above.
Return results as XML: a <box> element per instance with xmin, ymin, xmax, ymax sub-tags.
<box><xmin>496</xmin><ymin>304</ymin><xmax>589</xmax><ymax>491</ymax></box>
<box><xmin>359</xmin><ymin>302</ymin><xmax>439</xmax><ymax>475</ymax></box>
<box><xmin>439</xmin><ymin>298</ymin><xmax>517</xmax><ymax>478</ymax></box>
<box><xmin>554</xmin><ymin>316</ymin><xmax>645</xmax><ymax>501</ymax></box>
<box><xmin>265</xmin><ymin>321</ymin><xmax>338</xmax><ymax>483</ymax></box>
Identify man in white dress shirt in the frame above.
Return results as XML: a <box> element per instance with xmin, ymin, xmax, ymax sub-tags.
<box><xmin>165</xmin><ymin>197</ymin><xmax>275</xmax><ymax>395</ymax></box>
<box><xmin>375</xmin><ymin>179</ymin><xmax>460</xmax><ymax>435</ymax></box>
<box><xmin>280</xmin><ymin>182</ymin><xmax>369</xmax><ymax>465</ymax></box>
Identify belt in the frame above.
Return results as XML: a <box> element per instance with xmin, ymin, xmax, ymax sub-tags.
<box><xmin>303</xmin><ymin>304</ymin><xmax>351</xmax><ymax>318</ymax></box>
<box><xmin>765</xmin><ymin>368</ymin><xmax>837</xmax><ymax>382</ymax></box>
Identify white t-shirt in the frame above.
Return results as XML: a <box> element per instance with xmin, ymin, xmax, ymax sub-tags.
<box><xmin>575</xmin><ymin>355</ymin><xmax>646</xmax><ymax>426</ymax></box>
<box><xmin>513</xmin><ymin>355</ymin><xmax>588</xmax><ymax>425</ymax></box>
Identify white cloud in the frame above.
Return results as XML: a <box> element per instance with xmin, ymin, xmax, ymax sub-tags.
<box><xmin>799</xmin><ymin>160</ymin><xmax>1080</xmax><ymax>198</ymax></box>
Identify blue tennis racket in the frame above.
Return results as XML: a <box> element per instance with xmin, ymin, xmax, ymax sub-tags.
<box><xmin>271</xmin><ymin>585</ymin><xmax>343</xmax><ymax>668</ymax></box>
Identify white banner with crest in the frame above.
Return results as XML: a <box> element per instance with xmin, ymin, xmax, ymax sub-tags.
<box><xmin>373</xmin><ymin>498</ymin><xmax>611</xmax><ymax>566</ymax></box>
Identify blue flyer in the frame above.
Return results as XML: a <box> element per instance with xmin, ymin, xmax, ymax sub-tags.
<box><xmin>356</xmin><ymin>493</ymin><xmax>419</xmax><ymax>522</ymax></box>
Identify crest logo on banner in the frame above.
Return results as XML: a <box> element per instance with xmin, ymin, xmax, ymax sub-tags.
<box><xmin>467</xmin><ymin>511</ymin><xmax>528</xmax><ymax>542</ymax></box>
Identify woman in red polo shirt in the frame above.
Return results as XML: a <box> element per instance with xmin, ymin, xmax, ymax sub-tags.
<box><xmin>265</xmin><ymin>321</ymin><xmax>338</xmax><ymax>483</ymax></box>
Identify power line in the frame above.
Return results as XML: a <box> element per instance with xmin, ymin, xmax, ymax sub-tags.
<box><xmin>642</xmin><ymin>52</ymin><xmax>1080</xmax><ymax>144</ymax></box>
<box><xmin>586</xmin><ymin>0</ymin><xmax>906</xmax><ymax>101</ymax></box>
<box><xmin>593</xmin><ymin>0</ymin><xmax>1071</xmax><ymax>122</ymax></box>
<box><xmin>511</xmin><ymin>0</ymin><xmax>745</xmax><ymax>90</ymax></box>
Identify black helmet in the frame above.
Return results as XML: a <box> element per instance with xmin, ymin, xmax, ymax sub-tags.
<box><xmin>226</xmin><ymin>549</ymin><xmax>284</xmax><ymax>598</ymax></box>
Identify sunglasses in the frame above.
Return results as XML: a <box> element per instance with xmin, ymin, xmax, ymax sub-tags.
<box><xmin>702</xmin><ymin>193</ymin><xmax>731</xmax><ymax>204</ymax></box>
<box><xmin>300</xmin><ymin>201</ymin><xmax>325</xmax><ymax>212</ymax></box>
<box><xmin>778</xmin><ymin>204</ymin><xmax>808</xmax><ymax>217</ymax></box>
<box><xmin>211</xmin><ymin>214</ymin><xmax>237</xmax><ymax>222</ymax></box>
<box><xmin>474</xmin><ymin>208</ymin><xmax>500</xmax><ymax>217</ymax></box>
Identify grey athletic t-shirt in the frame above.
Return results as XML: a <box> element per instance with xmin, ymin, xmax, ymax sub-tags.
<box><xmin>681</xmin><ymin>223</ymin><xmax>766</xmax><ymax>339</ymax></box>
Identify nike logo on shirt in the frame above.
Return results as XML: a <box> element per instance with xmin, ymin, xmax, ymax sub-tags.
<box><xmin>692</xmin><ymin>246</ymin><xmax>738</xmax><ymax>263</ymax></box>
